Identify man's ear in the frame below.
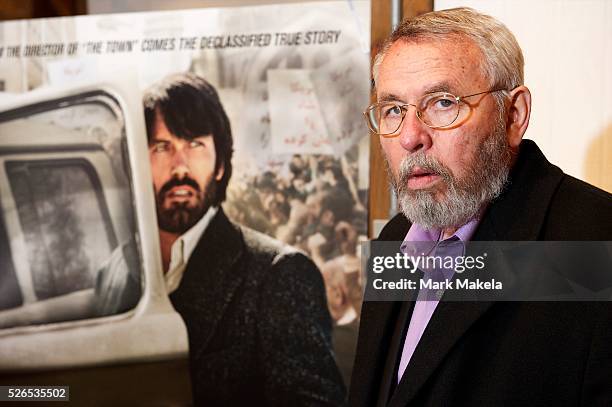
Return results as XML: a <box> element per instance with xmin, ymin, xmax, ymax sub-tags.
<box><xmin>506</xmin><ymin>85</ymin><xmax>531</xmax><ymax>149</ymax></box>
<box><xmin>215</xmin><ymin>162</ymin><xmax>225</xmax><ymax>181</ymax></box>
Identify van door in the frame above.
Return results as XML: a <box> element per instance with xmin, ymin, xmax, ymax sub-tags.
<box><xmin>0</xmin><ymin>85</ymin><xmax>192</xmax><ymax>406</ymax></box>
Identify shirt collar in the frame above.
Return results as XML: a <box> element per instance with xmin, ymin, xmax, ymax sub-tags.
<box><xmin>181</xmin><ymin>205</ymin><xmax>218</xmax><ymax>264</ymax></box>
<box><xmin>400</xmin><ymin>214</ymin><xmax>482</xmax><ymax>280</ymax></box>
<box><xmin>404</xmin><ymin>214</ymin><xmax>480</xmax><ymax>243</ymax></box>
<box><xmin>168</xmin><ymin>206</ymin><xmax>218</xmax><ymax>273</ymax></box>
<box><xmin>336</xmin><ymin>307</ymin><xmax>358</xmax><ymax>326</ymax></box>
<box><xmin>165</xmin><ymin>206</ymin><xmax>218</xmax><ymax>294</ymax></box>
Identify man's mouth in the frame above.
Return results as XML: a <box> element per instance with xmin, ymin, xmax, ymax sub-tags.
<box><xmin>166</xmin><ymin>186</ymin><xmax>196</xmax><ymax>200</ymax></box>
<box><xmin>406</xmin><ymin>167</ymin><xmax>441</xmax><ymax>189</ymax></box>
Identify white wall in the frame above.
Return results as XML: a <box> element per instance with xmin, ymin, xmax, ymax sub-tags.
<box><xmin>436</xmin><ymin>0</ymin><xmax>612</xmax><ymax>193</ymax></box>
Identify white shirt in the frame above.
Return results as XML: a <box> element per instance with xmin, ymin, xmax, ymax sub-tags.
<box><xmin>337</xmin><ymin>307</ymin><xmax>357</xmax><ymax>326</ymax></box>
<box><xmin>165</xmin><ymin>206</ymin><xmax>218</xmax><ymax>294</ymax></box>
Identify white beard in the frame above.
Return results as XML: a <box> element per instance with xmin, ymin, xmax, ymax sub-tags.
<box><xmin>390</xmin><ymin>118</ymin><xmax>512</xmax><ymax>230</ymax></box>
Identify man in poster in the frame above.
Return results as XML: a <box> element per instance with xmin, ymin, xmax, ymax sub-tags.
<box><xmin>144</xmin><ymin>72</ymin><xmax>346</xmax><ymax>406</ymax></box>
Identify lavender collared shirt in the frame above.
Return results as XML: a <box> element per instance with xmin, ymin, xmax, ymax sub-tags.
<box><xmin>396</xmin><ymin>217</ymin><xmax>481</xmax><ymax>383</ymax></box>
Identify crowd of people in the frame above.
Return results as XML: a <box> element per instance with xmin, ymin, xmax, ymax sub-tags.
<box><xmin>224</xmin><ymin>151</ymin><xmax>367</xmax><ymax>385</ymax></box>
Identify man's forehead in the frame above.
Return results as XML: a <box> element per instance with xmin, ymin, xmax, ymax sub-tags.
<box><xmin>377</xmin><ymin>38</ymin><xmax>485</xmax><ymax>100</ymax></box>
<box><xmin>387</xmin><ymin>35</ymin><xmax>483</xmax><ymax>62</ymax></box>
<box><xmin>378</xmin><ymin>81</ymin><xmax>455</xmax><ymax>103</ymax></box>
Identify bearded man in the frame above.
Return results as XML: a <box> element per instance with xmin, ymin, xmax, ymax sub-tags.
<box><xmin>350</xmin><ymin>8</ymin><xmax>612</xmax><ymax>407</ymax></box>
<box><xmin>103</xmin><ymin>72</ymin><xmax>345</xmax><ymax>406</ymax></box>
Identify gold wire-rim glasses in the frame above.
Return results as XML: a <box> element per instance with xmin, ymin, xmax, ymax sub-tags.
<box><xmin>363</xmin><ymin>88</ymin><xmax>507</xmax><ymax>137</ymax></box>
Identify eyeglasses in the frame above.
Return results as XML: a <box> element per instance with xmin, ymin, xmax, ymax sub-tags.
<box><xmin>363</xmin><ymin>88</ymin><xmax>506</xmax><ymax>137</ymax></box>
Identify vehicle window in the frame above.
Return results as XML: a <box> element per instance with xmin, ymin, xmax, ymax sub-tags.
<box><xmin>0</xmin><ymin>94</ymin><xmax>142</xmax><ymax>329</ymax></box>
<box><xmin>6</xmin><ymin>159</ymin><xmax>115</xmax><ymax>300</ymax></box>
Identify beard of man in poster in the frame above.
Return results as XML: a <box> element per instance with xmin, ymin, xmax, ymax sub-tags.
<box><xmin>154</xmin><ymin>162</ymin><xmax>217</xmax><ymax>235</ymax></box>
<box><xmin>144</xmin><ymin>72</ymin><xmax>346</xmax><ymax>407</ymax></box>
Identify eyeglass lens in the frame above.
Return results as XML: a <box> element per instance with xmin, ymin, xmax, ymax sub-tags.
<box><xmin>368</xmin><ymin>93</ymin><xmax>461</xmax><ymax>135</ymax></box>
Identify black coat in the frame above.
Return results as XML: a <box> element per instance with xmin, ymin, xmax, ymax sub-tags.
<box><xmin>170</xmin><ymin>209</ymin><xmax>346</xmax><ymax>406</ymax></box>
<box><xmin>349</xmin><ymin>140</ymin><xmax>612</xmax><ymax>407</ymax></box>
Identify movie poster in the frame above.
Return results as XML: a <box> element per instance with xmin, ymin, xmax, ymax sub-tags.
<box><xmin>0</xmin><ymin>1</ymin><xmax>370</xmax><ymax>398</ymax></box>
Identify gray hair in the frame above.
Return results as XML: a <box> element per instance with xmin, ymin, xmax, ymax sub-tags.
<box><xmin>373</xmin><ymin>7</ymin><xmax>524</xmax><ymax>108</ymax></box>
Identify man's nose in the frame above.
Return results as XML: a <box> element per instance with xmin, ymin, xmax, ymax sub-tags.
<box><xmin>397</xmin><ymin>107</ymin><xmax>433</xmax><ymax>153</ymax></box>
<box><xmin>171</xmin><ymin>147</ymin><xmax>190</xmax><ymax>178</ymax></box>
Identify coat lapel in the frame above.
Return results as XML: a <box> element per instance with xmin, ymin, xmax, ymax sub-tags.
<box><xmin>474</xmin><ymin>139</ymin><xmax>565</xmax><ymax>242</ymax></box>
<box><xmin>350</xmin><ymin>213</ymin><xmax>410</xmax><ymax>407</ymax></box>
<box><xmin>387</xmin><ymin>140</ymin><xmax>566</xmax><ymax>406</ymax></box>
<box><xmin>351</xmin><ymin>301</ymin><xmax>402</xmax><ymax>405</ymax></box>
<box><xmin>169</xmin><ymin>208</ymin><xmax>246</xmax><ymax>360</ymax></box>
